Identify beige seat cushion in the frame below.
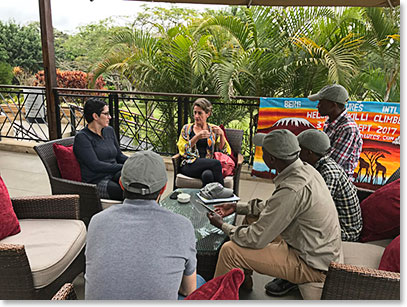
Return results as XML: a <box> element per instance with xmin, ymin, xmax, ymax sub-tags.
<box><xmin>299</xmin><ymin>241</ymin><xmax>386</xmax><ymax>300</ymax></box>
<box><xmin>0</xmin><ymin>219</ymin><xmax>86</xmax><ymax>289</ymax></box>
<box><xmin>176</xmin><ymin>174</ymin><xmax>233</xmax><ymax>189</ymax></box>
<box><xmin>342</xmin><ymin>241</ymin><xmax>385</xmax><ymax>269</ymax></box>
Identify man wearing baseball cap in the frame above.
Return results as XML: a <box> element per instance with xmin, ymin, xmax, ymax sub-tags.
<box><xmin>207</xmin><ymin>129</ymin><xmax>342</xmax><ymax>297</ymax></box>
<box><xmin>296</xmin><ymin>129</ymin><xmax>362</xmax><ymax>242</ymax></box>
<box><xmin>308</xmin><ymin>84</ymin><xmax>363</xmax><ymax>178</ymax></box>
<box><xmin>85</xmin><ymin>151</ymin><xmax>200</xmax><ymax>300</ymax></box>
<box><xmin>265</xmin><ymin>129</ymin><xmax>362</xmax><ymax>296</ymax></box>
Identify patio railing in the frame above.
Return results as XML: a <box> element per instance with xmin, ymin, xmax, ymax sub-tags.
<box><xmin>0</xmin><ymin>85</ymin><xmax>259</xmax><ymax>164</ymax></box>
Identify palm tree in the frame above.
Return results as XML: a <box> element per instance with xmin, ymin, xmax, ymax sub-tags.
<box><xmin>359</xmin><ymin>7</ymin><xmax>400</xmax><ymax>102</ymax></box>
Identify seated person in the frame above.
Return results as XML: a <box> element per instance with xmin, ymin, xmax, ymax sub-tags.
<box><xmin>73</xmin><ymin>98</ymin><xmax>127</xmax><ymax>200</ymax></box>
<box><xmin>207</xmin><ymin>130</ymin><xmax>342</xmax><ymax>295</ymax></box>
<box><xmin>177</xmin><ymin>98</ymin><xmax>231</xmax><ymax>186</ymax></box>
<box><xmin>85</xmin><ymin>151</ymin><xmax>202</xmax><ymax>299</ymax></box>
<box><xmin>265</xmin><ymin>129</ymin><xmax>363</xmax><ymax>296</ymax></box>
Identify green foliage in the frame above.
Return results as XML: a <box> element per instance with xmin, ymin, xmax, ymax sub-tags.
<box><xmin>0</xmin><ymin>21</ymin><xmax>42</xmax><ymax>73</ymax></box>
<box><xmin>0</xmin><ymin>61</ymin><xmax>13</xmax><ymax>84</ymax></box>
<box><xmin>55</xmin><ymin>19</ymin><xmax>123</xmax><ymax>72</ymax></box>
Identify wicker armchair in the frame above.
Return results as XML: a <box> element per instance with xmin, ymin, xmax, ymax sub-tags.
<box><xmin>0</xmin><ymin>195</ymin><xmax>86</xmax><ymax>300</ymax></box>
<box><xmin>321</xmin><ymin>262</ymin><xmax>400</xmax><ymax>300</ymax></box>
<box><xmin>34</xmin><ymin>137</ymin><xmax>102</xmax><ymax>226</ymax></box>
<box><xmin>172</xmin><ymin>128</ymin><xmax>244</xmax><ymax>196</ymax></box>
<box><xmin>52</xmin><ymin>283</ymin><xmax>77</xmax><ymax>300</ymax></box>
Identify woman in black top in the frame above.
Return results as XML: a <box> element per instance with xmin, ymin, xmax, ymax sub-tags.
<box><xmin>73</xmin><ymin>98</ymin><xmax>128</xmax><ymax>200</ymax></box>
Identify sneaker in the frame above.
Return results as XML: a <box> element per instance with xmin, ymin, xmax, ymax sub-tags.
<box><xmin>264</xmin><ymin>278</ymin><xmax>298</xmax><ymax>296</ymax></box>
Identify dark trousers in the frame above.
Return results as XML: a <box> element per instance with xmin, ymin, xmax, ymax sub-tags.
<box><xmin>181</xmin><ymin>158</ymin><xmax>224</xmax><ymax>186</ymax></box>
<box><xmin>107</xmin><ymin>170</ymin><xmax>124</xmax><ymax>201</ymax></box>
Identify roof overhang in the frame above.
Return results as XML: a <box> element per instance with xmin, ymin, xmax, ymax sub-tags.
<box><xmin>125</xmin><ymin>0</ymin><xmax>400</xmax><ymax>7</ymax></box>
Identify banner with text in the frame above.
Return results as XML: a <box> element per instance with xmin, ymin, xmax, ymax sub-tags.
<box><xmin>252</xmin><ymin>98</ymin><xmax>400</xmax><ymax>190</ymax></box>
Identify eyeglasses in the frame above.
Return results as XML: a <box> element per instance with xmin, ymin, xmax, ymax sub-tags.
<box><xmin>100</xmin><ymin>111</ymin><xmax>110</xmax><ymax>116</ymax></box>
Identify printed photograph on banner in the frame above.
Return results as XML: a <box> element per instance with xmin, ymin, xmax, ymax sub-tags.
<box><xmin>252</xmin><ymin>98</ymin><xmax>400</xmax><ymax>190</ymax></box>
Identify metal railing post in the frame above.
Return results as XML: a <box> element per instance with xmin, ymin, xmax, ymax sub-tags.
<box><xmin>114</xmin><ymin>94</ymin><xmax>120</xmax><ymax>144</ymax></box>
<box><xmin>69</xmin><ymin>104</ymin><xmax>76</xmax><ymax>136</ymax></box>
<box><xmin>108</xmin><ymin>94</ymin><xmax>114</xmax><ymax>127</ymax></box>
<box><xmin>183</xmin><ymin>98</ymin><xmax>189</xmax><ymax>126</ymax></box>
<box><xmin>177</xmin><ymin>96</ymin><xmax>183</xmax><ymax>136</ymax></box>
<box><xmin>54</xmin><ymin>89</ymin><xmax>62</xmax><ymax>139</ymax></box>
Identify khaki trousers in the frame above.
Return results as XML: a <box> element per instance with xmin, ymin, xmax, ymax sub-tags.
<box><xmin>214</xmin><ymin>237</ymin><xmax>326</xmax><ymax>284</ymax></box>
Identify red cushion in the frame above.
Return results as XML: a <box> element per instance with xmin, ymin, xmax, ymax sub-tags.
<box><xmin>359</xmin><ymin>179</ymin><xmax>400</xmax><ymax>242</ymax></box>
<box><xmin>185</xmin><ymin>268</ymin><xmax>244</xmax><ymax>300</ymax></box>
<box><xmin>378</xmin><ymin>235</ymin><xmax>400</xmax><ymax>273</ymax></box>
<box><xmin>53</xmin><ymin>143</ymin><xmax>82</xmax><ymax>182</ymax></box>
<box><xmin>0</xmin><ymin>176</ymin><xmax>21</xmax><ymax>240</ymax></box>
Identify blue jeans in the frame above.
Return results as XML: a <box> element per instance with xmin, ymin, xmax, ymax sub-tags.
<box><xmin>178</xmin><ymin>274</ymin><xmax>206</xmax><ymax>300</ymax></box>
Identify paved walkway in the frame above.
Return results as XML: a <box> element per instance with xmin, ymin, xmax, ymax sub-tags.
<box><xmin>0</xmin><ymin>148</ymin><xmax>302</xmax><ymax>300</ymax></box>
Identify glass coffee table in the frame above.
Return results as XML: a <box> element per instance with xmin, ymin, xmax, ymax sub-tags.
<box><xmin>160</xmin><ymin>188</ymin><xmax>235</xmax><ymax>281</ymax></box>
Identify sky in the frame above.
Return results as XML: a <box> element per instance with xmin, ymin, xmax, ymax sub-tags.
<box><xmin>0</xmin><ymin>0</ymin><xmax>224</xmax><ymax>33</ymax></box>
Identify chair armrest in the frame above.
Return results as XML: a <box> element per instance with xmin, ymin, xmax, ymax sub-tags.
<box><xmin>232</xmin><ymin>154</ymin><xmax>244</xmax><ymax>196</ymax></box>
<box><xmin>172</xmin><ymin>154</ymin><xmax>181</xmax><ymax>172</ymax></box>
<box><xmin>236</xmin><ymin>153</ymin><xmax>243</xmax><ymax>166</ymax></box>
<box><xmin>11</xmin><ymin>195</ymin><xmax>80</xmax><ymax>220</ymax></box>
<box><xmin>172</xmin><ymin>153</ymin><xmax>181</xmax><ymax>189</ymax></box>
<box><xmin>51</xmin><ymin>283</ymin><xmax>77</xmax><ymax>300</ymax></box>
<box><xmin>50</xmin><ymin>177</ymin><xmax>99</xmax><ymax>192</ymax></box>
<box><xmin>0</xmin><ymin>243</ymin><xmax>35</xmax><ymax>299</ymax></box>
<box><xmin>321</xmin><ymin>261</ymin><xmax>400</xmax><ymax>300</ymax></box>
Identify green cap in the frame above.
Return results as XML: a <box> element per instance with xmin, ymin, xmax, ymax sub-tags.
<box><xmin>121</xmin><ymin>151</ymin><xmax>167</xmax><ymax>195</ymax></box>
<box><xmin>297</xmin><ymin>129</ymin><xmax>331</xmax><ymax>156</ymax></box>
<box><xmin>253</xmin><ymin>129</ymin><xmax>300</xmax><ymax>160</ymax></box>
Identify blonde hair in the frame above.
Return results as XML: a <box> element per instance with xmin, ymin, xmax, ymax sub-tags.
<box><xmin>193</xmin><ymin>98</ymin><xmax>212</xmax><ymax>115</ymax></box>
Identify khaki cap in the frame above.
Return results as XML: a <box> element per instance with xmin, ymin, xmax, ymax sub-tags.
<box><xmin>253</xmin><ymin>129</ymin><xmax>300</xmax><ymax>160</ymax></box>
<box><xmin>308</xmin><ymin>84</ymin><xmax>349</xmax><ymax>105</ymax></box>
<box><xmin>121</xmin><ymin>151</ymin><xmax>167</xmax><ymax>195</ymax></box>
<box><xmin>297</xmin><ymin>129</ymin><xmax>331</xmax><ymax>156</ymax></box>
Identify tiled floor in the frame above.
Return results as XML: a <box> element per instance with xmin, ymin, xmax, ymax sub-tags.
<box><xmin>0</xmin><ymin>149</ymin><xmax>302</xmax><ymax>300</ymax></box>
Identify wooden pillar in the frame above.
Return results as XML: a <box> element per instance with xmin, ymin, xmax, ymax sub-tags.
<box><xmin>38</xmin><ymin>0</ymin><xmax>59</xmax><ymax>140</ymax></box>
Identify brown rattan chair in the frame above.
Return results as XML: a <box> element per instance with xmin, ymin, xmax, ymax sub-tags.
<box><xmin>0</xmin><ymin>195</ymin><xmax>85</xmax><ymax>300</ymax></box>
<box><xmin>321</xmin><ymin>262</ymin><xmax>400</xmax><ymax>300</ymax></box>
<box><xmin>51</xmin><ymin>283</ymin><xmax>77</xmax><ymax>300</ymax></box>
<box><xmin>34</xmin><ymin>137</ymin><xmax>102</xmax><ymax>226</ymax></box>
<box><xmin>172</xmin><ymin>128</ymin><xmax>244</xmax><ymax>196</ymax></box>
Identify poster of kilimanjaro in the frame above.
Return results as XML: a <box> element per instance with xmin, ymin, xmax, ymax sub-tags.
<box><xmin>252</xmin><ymin>97</ymin><xmax>400</xmax><ymax>190</ymax></box>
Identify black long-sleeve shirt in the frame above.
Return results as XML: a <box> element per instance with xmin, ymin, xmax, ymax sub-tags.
<box><xmin>73</xmin><ymin>126</ymin><xmax>128</xmax><ymax>183</ymax></box>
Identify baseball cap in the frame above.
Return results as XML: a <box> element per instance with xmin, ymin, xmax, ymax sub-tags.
<box><xmin>253</xmin><ymin>129</ymin><xmax>300</xmax><ymax>160</ymax></box>
<box><xmin>308</xmin><ymin>84</ymin><xmax>349</xmax><ymax>105</ymax></box>
<box><xmin>200</xmin><ymin>182</ymin><xmax>234</xmax><ymax>200</ymax></box>
<box><xmin>121</xmin><ymin>151</ymin><xmax>167</xmax><ymax>195</ymax></box>
<box><xmin>297</xmin><ymin>129</ymin><xmax>331</xmax><ymax>156</ymax></box>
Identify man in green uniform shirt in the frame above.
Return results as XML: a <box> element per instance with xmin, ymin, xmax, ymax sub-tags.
<box><xmin>207</xmin><ymin>129</ymin><xmax>342</xmax><ymax>293</ymax></box>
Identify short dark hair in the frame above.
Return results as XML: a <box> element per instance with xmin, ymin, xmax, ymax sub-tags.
<box><xmin>84</xmin><ymin>98</ymin><xmax>107</xmax><ymax>123</ymax></box>
<box><xmin>123</xmin><ymin>183</ymin><xmax>161</xmax><ymax>200</ymax></box>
